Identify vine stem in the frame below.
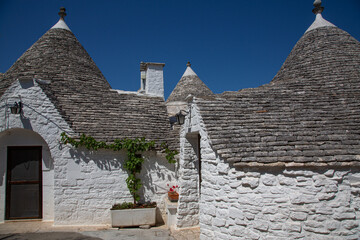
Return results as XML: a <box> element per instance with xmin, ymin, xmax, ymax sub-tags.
<box><xmin>60</xmin><ymin>132</ymin><xmax>178</xmax><ymax>204</ymax></box>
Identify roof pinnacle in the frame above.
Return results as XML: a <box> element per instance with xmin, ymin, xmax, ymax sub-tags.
<box><xmin>51</xmin><ymin>7</ymin><xmax>71</xmax><ymax>31</ymax></box>
<box><xmin>312</xmin><ymin>0</ymin><xmax>324</xmax><ymax>14</ymax></box>
<box><xmin>187</xmin><ymin>61</ymin><xmax>191</xmax><ymax>67</ymax></box>
<box><xmin>58</xmin><ymin>7</ymin><xmax>67</xmax><ymax>19</ymax></box>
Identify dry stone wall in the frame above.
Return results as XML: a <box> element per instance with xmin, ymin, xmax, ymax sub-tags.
<box><xmin>0</xmin><ymin>79</ymin><xmax>176</xmax><ymax>225</ymax></box>
<box><xmin>183</xmin><ymin>102</ymin><xmax>360</xmax><ymax>239</ymax></box>
<box><xmin>177</xmin><ymin>132</ymin><xmax>200</xmax><ymax>227</ymax></box>
<box><xmin>0</xmin><ymin>79</ymin><xmax>72</xmax><ymax>223</ymax></box>
<box><xmin>55</xmin><ymin>148</ymin><xmax>176</xmax><ymax>225</ymax></box>
<box><xmin>200</xmin><ymin>158</ymin><xmax>360</xmax><ymax>239</ymax></box>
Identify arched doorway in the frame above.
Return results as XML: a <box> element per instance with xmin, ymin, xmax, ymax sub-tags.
<box><xmin>0</xmin><ymin>128</ymin><xmax>54</xmax><ymax>222</ymax></box>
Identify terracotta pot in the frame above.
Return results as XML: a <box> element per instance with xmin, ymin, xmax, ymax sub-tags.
<box><xmin>168</xmin><ymin>191</ymin><xmax>179</xmax><ymax>202</ymax></box>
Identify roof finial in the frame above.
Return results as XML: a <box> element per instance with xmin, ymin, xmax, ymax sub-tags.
<box><xmin>187</xmin><ymin>61</ymin><xmax>191</xmax><ymax>67</ymax></box>
<box><xmin>312</xmin><ymin>0</ymin><xmax>324</xmax><ymax>14</ymax></box>
<box><xmin>58</xmin><ymin>7</ymin><xmax>67</xmax><ymax>19</ymax></box>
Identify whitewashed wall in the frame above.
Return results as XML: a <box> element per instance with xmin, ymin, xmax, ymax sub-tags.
<box><xmin>145</xmin><ymin>64</ymin><xmax>164</xmax><ymax>98</ymax></box>
<box><xmin>176</xmin><ymin>102</ymin><xmax>206</xmax><ymax>228</ymax></box>
<box><xmin>55</xmin><ymin>147</ymin><xmax>176</xmax><ymax>225</ymax></box>
<box><xmin>0</xmin><ymin>79</ymin><xmax>72</xmax><ymax>223</ymax></box>
<box><xmin>184</xmin><ymin>101</ymin><xmax>360</xmax><ymax>239</ymax></box>
<box><xmin>0</xmin><ymin>79</ymin><xmax>176</xmax><ymax>225</ymax></box>
<box><xmin>0</xmin><ymin>129</ymin><xmax>55</xmax><ymax>222</ymax></box>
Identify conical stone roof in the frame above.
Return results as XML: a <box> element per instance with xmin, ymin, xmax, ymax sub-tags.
<box><xmin>0</xmin><ymin>19</ymin><xmax>110</xmax><ymax>98</ymax></box>
<box><xmin>271</xmin><ymin>22</ymin><xmax>360</xmax><ymax>85</ymax></box>
<box><xmin>192</xmin><ymin>5</ymin><xmax>360</xmax><ymax>165</ymax></box>
<box><xmin>167</xmin><ymin>62</ymin><xmax>214</xmax><ymax>102</ymax></box>
<box><xmin>0</xmin><ymin>9</ymin><xmax>177</xmax><ymax>148</ymax></box>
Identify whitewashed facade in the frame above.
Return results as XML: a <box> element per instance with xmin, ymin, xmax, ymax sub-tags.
<box><xmin>0</xmin><ymin>79</ymin><xmax>176</xmax><ymax>225</ymax></box>
<box><xmin>179</xmin><ymin>100</ymin><xmax>360</xmax><ymax>239</ymax></box>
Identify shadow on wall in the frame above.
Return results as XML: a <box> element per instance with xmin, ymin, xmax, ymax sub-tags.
<box><xmin>65</xmin><ymin>147</ymin><xmax>176</xmax><ymax>196</ymax></box>
<box><xmin>139</xmin><ymin>152</ymin><xmax>176</xmax><ymax>203</ymax></box>
<box><xmin>68</xmin><ymin>147</ymin><xmax>125</xmax><ymax>171</ymax></box>
<box><xmin>65</xmin><ymin>147</ymin><xmax>177</xmax><ymax>223</ymax></box>
<box><xmin>139</xmin><ymin>152</ymin><xmax>176</xmax><ymax>225</ymax></box>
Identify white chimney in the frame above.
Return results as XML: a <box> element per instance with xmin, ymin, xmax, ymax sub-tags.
<box><xmin>139</xmin><ymin>62</ymin><xmax>165</xmax><ymax>98</ymax></box>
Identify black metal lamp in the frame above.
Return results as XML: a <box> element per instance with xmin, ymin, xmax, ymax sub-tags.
<box><xmin>176</xmin><ymin>110</ymin><xmax>186</xmax><ymax>125</ymax></box>
<box><xmin>10</xmin><ymin>102</ymin><xmax>22</xmax><ymax>114</ymax></box>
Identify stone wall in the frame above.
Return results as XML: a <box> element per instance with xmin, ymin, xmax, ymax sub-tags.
<box><xmin>145</xmin><ymin>63</ymin><xmax>164</xmax><ymax>98</ymax></box>
<box><xmin>184</xmin><ymin>102</ymin><xmax>360</xmax><ymax>239</ymax></box>
<box><xmin>54</xmin><ymin>147</ymin><xmax>176</xmax><ymax>225</ymax></box>
<box><xmin>0</xmin><ymin>79</ymin><xmax>177</xmax><ymax>225</ymax></box>
<box><xmin>200</xmin><ymin>159</ymin><xmax>360</xmax><ymax>239</ymax></box>
<box><xmin>176</xmin><ymin>132</ymin><xmax>200</xmax><ymax>227</ymax></box>
<box><xmin>0</xmin><ymin>79</ymin><xmax>72</xmax><ymax>223</ymax></box>
<box><xmin>176</xmin><ymin>103</ymin><xmax>207</xmax><ymax>228</ymax></box>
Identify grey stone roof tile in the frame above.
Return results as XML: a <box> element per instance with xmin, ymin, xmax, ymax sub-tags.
<box><xmin>167</xmin><ymin>68</ymin><xmax>215</xmax><ymax>102</ymax></box>
<box><xmin>0</xmin><ymin>27</ymin><xmax>178</xmax><ymax>150</ymax></box>
<box><xmin>196</xmin><ymin>26</ymin><xmax>360</xmax><ymax>165</ymax></box>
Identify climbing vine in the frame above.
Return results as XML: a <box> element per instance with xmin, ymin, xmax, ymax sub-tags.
<box><xmin>60</xmin><ymin>132</ymin><xmax>178</xmax><ymax>204</ymax></box>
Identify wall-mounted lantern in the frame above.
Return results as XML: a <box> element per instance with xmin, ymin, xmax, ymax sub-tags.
<box><xmin>10</xmin><ymin>102</ymin><xmax>22</xmax><ymax>114</ymax></box>
<box><xmin>176</xmin><ymin>110</ymin><xmax>186</xmax><ymax>125</ymax></box>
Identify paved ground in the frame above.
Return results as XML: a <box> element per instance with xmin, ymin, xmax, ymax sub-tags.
<box><xmin>170</xmin><ymin>227</ymin><xmax>200</xmax><ymax>240</ymax></box>
<box><xmin>0</xmin><ymin>221</ymin><xmax>200</xmax><ymax>240</ymax></box>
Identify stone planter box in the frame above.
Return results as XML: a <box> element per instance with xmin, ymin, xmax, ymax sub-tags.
<box><xmin>111</xmin><ymin>208</ymin><xmax>156</xmax><ymax>227</ymax></box>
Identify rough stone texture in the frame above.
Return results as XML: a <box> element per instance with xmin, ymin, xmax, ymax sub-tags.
<box><xmin>144</xmin><ymin>63</ymin><xmax>165</xmax><ymax>98</ymax></box>
<box><xmin>0</xmin><ymin>79</ymin><xmax>72</xmax><ymax>223</ymax></box>
<box><xmin>176</xmin><ymin>119</ymin><xmax>201</xmax><ymax>228</ymax></box>
<box><xmin>167</xmin><ymin>66</ymin><xmax>214</xmax><ymax>103</ymax></box>
<box><xmin>195</xmin><ymin>26</ymin><xmax>360</xmax><ymax>165</ymax></box>
<box><xmin>0</xmin><ymin>80</ymin><xmax>176</xmax><ymax>225</ymax></box>
<box><xmin>182</xmin><ymin>96</ymin><xmax>360</xmax><ymax>239</ymax></box>
<box><xmin>0</xmin><ymin>26</ymin><xmax>177</xmax><ymax>150</ymax></box>
<box><xmin>200</xmin><ymin>141</ymin><xmax>360</xmax><ymax>239</ymax></box>
<box><xmin>0</xmin><ymin>20</ymin><xmax>179</xmax><ymax>225</ymax></box>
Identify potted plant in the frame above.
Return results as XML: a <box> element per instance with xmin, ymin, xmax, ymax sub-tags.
<box><xmin>167</xmin><ymin>184</ymin><xmax>179</xmax><ymax>202</ymax></box>
<box><xmin>111</xmin><ymin>202</ymin><xmax>157</xmax><ymax>228</ymax></box>
<box><xmin>110</xmin><ymin>139</ymin><xmax>157</xmax><ymax>227</ymax></box>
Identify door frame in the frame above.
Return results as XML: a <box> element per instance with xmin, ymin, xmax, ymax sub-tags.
<box><xmin>5</xmin><ymin>146</ymin><xmax>43</xmax><ymax>220</ymax></box>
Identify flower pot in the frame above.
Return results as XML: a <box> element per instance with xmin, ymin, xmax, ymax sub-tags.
<box><xmin>168</xmin><ymin>191</ymin><xmax>179</xmax><ymax>202</ymax></box>
<box><xmin>111</xmin><ymin>207</ymin><xmax>156</xmax><ymax>227</ymax></box>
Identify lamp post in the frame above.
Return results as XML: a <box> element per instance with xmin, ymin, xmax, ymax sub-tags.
<box><xmin>176</xmin><ymin>110</ymin><xmax>186</xmax><ymax>125</ymax></box>
<box><xmin>10</xmin><ymin>102</ymin><xmax>22</xmax><ymax>114</ymax></box>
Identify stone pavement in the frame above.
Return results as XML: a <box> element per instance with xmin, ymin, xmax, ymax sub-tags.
<box><xmin>170</xmin><ymin>227</ymin><xmax>200</xmax><ymax>240</ymax></box>
<box><xmin>0</xmin><ymin>221</ymin><xmax>200</xmax><ymax>240</ymax></box>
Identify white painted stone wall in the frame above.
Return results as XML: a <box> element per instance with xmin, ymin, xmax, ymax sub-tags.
<box><xmin>176</xmin><ymin>132</ymin><xmax>200</xmax><ymax>228</ymax></box>
<box><xmin>176</xmin><ymin>102</ymin><xmax>206</xmax><ymax>228</ymax></box>
<box><xmin>0</xmin><ymin>128</ymin><xmax>55</xmax><ymax>222</ymax></box>
<box><xmin>0</xmin><ymin>79</ymin><xmax>72</xmax><ymax>223</ymax></box>
<box><xmin>200</xmin><ymin>163</ymin><xmax>360</xmax><ymax>239</ymax></box>
<box><xmin>145</xmin><ymin>63</ymin><xmax>164</xmax><ymax>98</ymax></box>
<box><xmin>0</xmin><ymin>79</ymin><xmax>176</xmax><ymax>225</ymax></box>
<box><xmin>184</xmin><ymin>101</ymin><xmax>360</xmax><ymax>239</ymax></box>
<box><xmin>54</xmin><ymin>147</ymin><xmax>176</xmax><ymax>225</ymax></box>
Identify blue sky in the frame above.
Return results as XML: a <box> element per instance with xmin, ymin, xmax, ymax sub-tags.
<box><xmin>0</xmin><ymin>0</ymin><xmax>359</xmax><ymax>99</ymax></box>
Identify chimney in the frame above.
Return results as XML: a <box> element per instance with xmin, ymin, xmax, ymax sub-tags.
<box><xmin>139</xmin><ymin>62</ymin><xmax>165</xmax><ymax>98</ymax></box>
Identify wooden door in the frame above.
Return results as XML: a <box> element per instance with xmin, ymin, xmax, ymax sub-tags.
<box><xmin>6</xmin><ymin>146</ymin><xmax>42</xmax><ymax>220</ymax></box>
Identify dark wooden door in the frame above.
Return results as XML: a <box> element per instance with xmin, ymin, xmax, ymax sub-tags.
<box><xmin>6</xmin><ymin>146</ymin><xmax>42</xmax><ymax>220</ymax></box>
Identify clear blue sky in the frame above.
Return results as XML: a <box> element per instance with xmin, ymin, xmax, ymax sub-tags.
<box><xmin>1</xmin><ymin>0</ymin><xmax>359</xmax><ymax>99</ymax></box>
